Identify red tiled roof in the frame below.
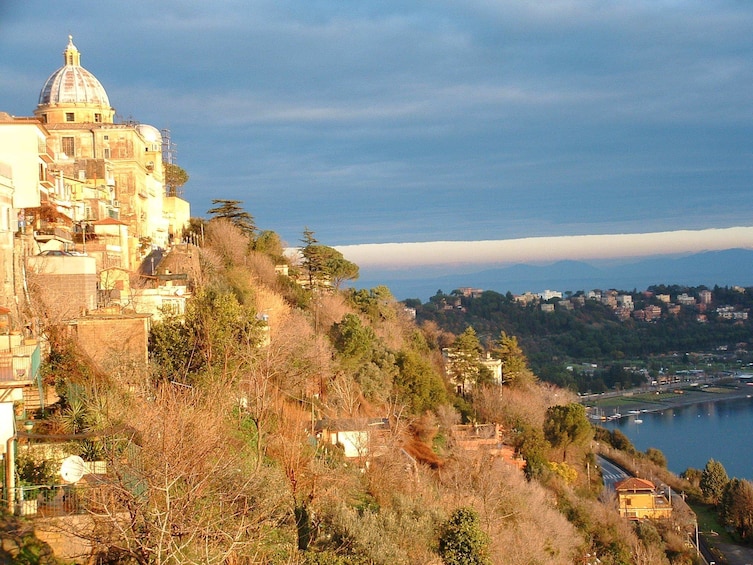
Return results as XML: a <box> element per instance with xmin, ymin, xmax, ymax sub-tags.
<box><xmin>615</xmin><ymin>477</ymin><xmax>655</xmax><ymax>491</ymax></box>
<box><xmin>93</xmin><ymin>217</ymin><xmax>126</xmax><ymax>225</ymax></box>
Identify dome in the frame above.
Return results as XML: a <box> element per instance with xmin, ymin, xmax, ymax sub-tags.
<box><xmin>136</xmin><ymin>124</ymin><xmax>162</xmax><ymax>144</ymax></box>
<box><xmin>38</xmin><ymin>36</ymin><xmax>110</xmax><ymax>107</ymax></box>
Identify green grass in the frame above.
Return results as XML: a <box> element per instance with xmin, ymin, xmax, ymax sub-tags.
<box><xmin>687</xmin><ymin>501</ymin><xmax>736</xmax><ymax>545</ymax></box>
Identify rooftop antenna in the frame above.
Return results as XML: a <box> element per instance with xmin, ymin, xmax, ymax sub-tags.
<box><xmin>161</xmin><ymin>128</ymin><xmax>176</xmax><ymax>165</ymax></box>
<box><xmin>161</xmin><ymin>128</ymin><xmax>184</xmax><ymax>198</ymax></box>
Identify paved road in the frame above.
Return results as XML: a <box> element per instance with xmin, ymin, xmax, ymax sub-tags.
<box><xmin>596</xmin><ymin>455</ymin><xmax>630</xmax><ymax>490</ymax></box>
<box><xmin>713</xmin><ymin>541</ymin><xmax>753</xmax><ymax>565</ymax></box>
<box><xmin>597</xmin><ymin>454</ymin><xmax>753</xmax><ymax>565</ymax></box>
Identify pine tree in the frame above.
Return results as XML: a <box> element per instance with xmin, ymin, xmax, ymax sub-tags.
<box><xmin>300</xmin><ymin>227</ymin><xmax>323</xmax><ymax>290</ymax></box>
<box><xmin>492</xmin><ymin>331</ymin><xmax>535</xmax><ymax>386</ymax></box>
<box><xmin>164</xmin><ymin>163</ymin><xmax>189</xmax><ymax>197</ymax></box>
<box><xmin>445</xmin><ymin>327</ymin><xmax>483</xmax><ymax>396</ymax></box>
<box><xmin>543</xmin><ymin>403</ymin><xmax>592</xmax><ymax>461</ymax></box>
<box><xmin>207</xmin><ymin>199</ymin><xmax>257</xmax><ymax>236</ymax></box>
<box><xmin>700</xmin><ymin>459</ymin><xmax>729</xmax><ymax>505</ymax></box>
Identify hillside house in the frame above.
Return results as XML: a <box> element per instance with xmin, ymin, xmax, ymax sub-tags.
<box><xmin>315</xmin><ymin>418</ymin><xmax>389</xmax><ymax>459</ymax></box>
<box><xmin>452</xmin><ymin>423</ymin><xmax>525</xmax><ymax>470</ymax></box>
<box><xmin>615</xmin><ymin>477</ymin><xmax>672</xmax><ymax>520</ymax></box>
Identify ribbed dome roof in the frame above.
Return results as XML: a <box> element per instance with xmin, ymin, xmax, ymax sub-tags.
<box><xmin>136</xmin><ymin>124</ymin><xmax>162</xmax><ymax>144</ymax></box>
<box><xmin>38</xmin><ymin>36</ymin><xmax>110</xmax><ymax>107</ymax></box>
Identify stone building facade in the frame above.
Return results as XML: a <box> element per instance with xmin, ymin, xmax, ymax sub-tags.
<box><xmin>33</xmin><ymin>36</ymin><xmax>190</xmax><ymax>267</ymax></box>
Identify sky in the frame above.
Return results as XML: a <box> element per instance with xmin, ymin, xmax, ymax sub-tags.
<box><xmin>1</xmin><ymin>1</ymin><xmax>752</xmax><ymax>274</ymax></box>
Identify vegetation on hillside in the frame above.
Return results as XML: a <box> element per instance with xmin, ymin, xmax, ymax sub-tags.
<box><xmin>411</xmin><ymin>287</ymin><xmax>753</xmax><ymax>393</ymax></box>
<box><xmin>20</xmin><ymin>205</ymin><xmax>708</xmax><ymax>563</ymax></box>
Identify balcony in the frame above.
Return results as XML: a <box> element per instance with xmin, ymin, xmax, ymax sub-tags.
<box><xmin>37</xmin><ymin>139</ymin><xmax>54</xmax><ymax>164</ymax></box>
<box><xmin>34</xmin><ymin>223</ymin><xmax>73</xmax><ymax>245</ymax></box>
<box><xmin>0</xmin><ymin>340</ymin><xmax>41</xmax><ymax>384</ymax></box>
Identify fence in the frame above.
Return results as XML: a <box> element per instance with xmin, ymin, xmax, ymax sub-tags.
<box><xmin>7</xmin><ymin>482</ymin><xmax>118</xmax><ymax>518</ymax></box>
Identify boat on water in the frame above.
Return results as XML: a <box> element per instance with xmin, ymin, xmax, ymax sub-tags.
<box><xmin>634</xmin><ymin>419</ymin><xmax>643</xmax><ymax>424</ymax></box>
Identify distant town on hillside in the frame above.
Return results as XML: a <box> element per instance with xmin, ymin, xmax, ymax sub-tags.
<box><xmin>408</xmin><ymin>283</ymin><xmax>753</xmax><ymax>394</ymax></box>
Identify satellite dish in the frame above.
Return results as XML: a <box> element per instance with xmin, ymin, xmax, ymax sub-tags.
<box><xmin>60</xmin><ymin>455</ymin><xmax>86</xmax><ymax>483</ymax></box>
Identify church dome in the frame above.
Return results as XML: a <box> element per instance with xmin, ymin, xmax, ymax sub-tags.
<box><xmin>136</xmin><ymin>124</ymin><xmax>162</xmax><ymax>144</ymax></box>
<box><xmin>37</xmin><ymin>36</ymin><xmax>112</xmax><ymax>112</ymax></box>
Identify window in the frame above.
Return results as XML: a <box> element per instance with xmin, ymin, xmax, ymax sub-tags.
<box><xmin>104</xmin><ymin>148</ymin><xmax>110</xmax><ymax>159</ymax></box>
<box><xmin>65</xmin><ymin>112</ymin><xmax>74</xmax><ymax>122</ymax></box>
<box><xmin>61</xmin><ymin>137</ymin><xmax>75</xmax><ymax>158</ymax></box>
<box><xmin>103</xmin><ymin>135</ymin><xmax>109</xmax><ymax>140</ymax></box>
<box><xmin>94</xmin><ymin>113</ymin><xmax>102</xmax><ymax>123</ymax></box>
<box><xmin>41</xmin><ymin>114</ymin><xmax>47</xmax><ymax>123</ymax></box>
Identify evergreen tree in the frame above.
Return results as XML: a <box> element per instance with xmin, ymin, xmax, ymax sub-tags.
<box><xmin>299</xmin><ymin>228</ymin><xmax>359</xmax><ymax>290</ymax></box>
<box><xmin>253</xmin><ymin>230</ymin><xmax>284</xmax><ymax>258</ymax></box>
<box><xmin>446</xmin><ymin>327</ymin><xmax>483</xmax><ymax>395</ymax></box>
<box><xmin>207</xmin><ymin>199</ymin><xmax>257</xmax><ymax>236</ymax></box>
<box><xmin>437</xmin><ymin>507</ymin><xmax>491</xmax><ymax>565</ymax></box>
<box><xmin>720</xmin><ymin>478</ymin><xmax>753</xmax><ymax>541</ymax></box>
<box><xmin>492</xmin><ymin>331</ymin><xmax>535</xmax><ymax>386</ymax></box>
<box><xmin>700</xmin><ymin>459</ymin><xmax>729</xmax><ymax>505</ymax></box>
<box><xmin>330</xmin><ymin>313</ymin><xmax>376</xmax><ymax>368</ymax></box>
<box><xmin>516</xmin><ymin>424</ymin><xmax>549</xmax><ymax>480</ymax></box>
<box><xmin>394</xmin><ymin>349</ymin><xmax>447</xmax><ymax>413</ymax></box>
<box><xmin>300</xmin><ymin>227</ymin><xmax>323</xmax><ymax>290</ymax></box>
<box><xmin>543</xmin><ymin>403</ymin><xmax>592</xmax><ymax>461</ymax></box>
<box><xmin>164</xmin><ymin>163</ymin><xmax>189</xmax><ymax>197</ymax></box>
<box><xmin>645</xmin><ymin>447</ymin><xmax>667</xmax><ymax>468</ymax></box>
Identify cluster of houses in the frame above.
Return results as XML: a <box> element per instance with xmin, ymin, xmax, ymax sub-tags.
<box><xmin>0</xmin><ymin>37</ymin><xmax>197</xmax><ymax>546</ymax></box>
<box><xmin>446</xmin><ymin>286</ymin><xmax>750</xmax><ymax>324</ymax></box>
<box><xmin>0</xmin><ymin>35</ymin><xmax>194</xmax><ymax>408</ymax></box>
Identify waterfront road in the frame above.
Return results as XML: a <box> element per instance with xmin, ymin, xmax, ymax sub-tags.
<box><xmin>597</xmin><ymin>454</ymin><xmax>753</xmax><ymax>564</ymax></box>
<box><xmin>596</xmin><ymin>455</ymin><xmax>630</xmax><ymax>490</ymax></box>
<box><xmin>712</xmin><ymin>541</ymin><xmax>753</xmax><ymax>565</ymax></box>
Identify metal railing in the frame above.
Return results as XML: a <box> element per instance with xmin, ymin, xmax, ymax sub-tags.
<box><xmin>8</xmin><ymin>483</ymin><xmax>118</xmax><ymax>518</ymax></box>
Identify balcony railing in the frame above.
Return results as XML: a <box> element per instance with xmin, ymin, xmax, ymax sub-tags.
<box><xmin>0</xmin><ymin>342</ymin><xmax>40</xmax><ymax>383</ymax></box>
<box><xmin>34</xmin><ymin>224</ymin><xmax>73</xmax><ymax>243</ymax></box>
<box><xmin>9</xmin><ymin>482</ymin><xmax>114</xmax><ymax>517</ymax></box>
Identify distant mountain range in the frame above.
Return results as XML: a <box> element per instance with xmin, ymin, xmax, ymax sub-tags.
<box><xmin>355</xmin><ymin>249</ymin><xmax>753</xmax><ymax>301</ymax></box>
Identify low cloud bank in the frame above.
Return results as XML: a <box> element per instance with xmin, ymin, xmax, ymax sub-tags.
<box><xmin>336</xmin><ymin>227</ymin><xmax>753</xmax><ymax>269</ymax></box>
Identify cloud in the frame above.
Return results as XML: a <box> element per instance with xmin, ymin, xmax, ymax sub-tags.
<box><xmin>3</xmin><ymin>3</ymin><xmax>753</xmax><ymax>251</ymax></box>
<box><xmin>336</xmin><ymin>227</ymin><xmax>753</xmax><ymax>269</ymax></box>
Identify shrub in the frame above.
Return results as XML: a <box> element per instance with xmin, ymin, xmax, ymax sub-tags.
<box><xmin>437</xmin><ymin>507</ymin><xmax>491</xmax><ymax>565</ymax></box>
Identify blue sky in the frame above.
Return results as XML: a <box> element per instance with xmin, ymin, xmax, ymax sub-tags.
<box><xmin>2</xmin><ymin>1</ymin><xmax>752</xmax><ymax>271</ymax></box>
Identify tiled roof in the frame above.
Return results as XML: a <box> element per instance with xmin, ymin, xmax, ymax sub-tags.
<box><xmin>615</xmin><ymin>477</ymin><xmax>656</xmax><ymax>491</ymax></box>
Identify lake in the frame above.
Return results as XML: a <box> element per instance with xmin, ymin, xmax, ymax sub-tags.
<box><xmin>604</xmin><ymin>395</ymin><xmax>753</xmax><ymax>480</ymax></box>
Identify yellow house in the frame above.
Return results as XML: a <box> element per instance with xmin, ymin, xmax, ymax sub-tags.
<box><xmin>615</xmin><ymin>477</ymin><xmax>672</xmax><ymax>520</ymax></box>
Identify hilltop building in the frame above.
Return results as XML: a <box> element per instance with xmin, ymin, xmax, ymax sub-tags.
<box><xmin>32</xmin><ymin>35</ymin><xmax>190</xmax><ymax>268</ymax></box>
<box><xmin>0</xmin><ymin>36</ymin><xmax>194</xmax><ymax>413</ymax></box>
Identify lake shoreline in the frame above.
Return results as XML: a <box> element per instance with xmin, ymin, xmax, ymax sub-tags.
<box><xmin>584</xmin><ymin>384</ymin><xmax>753</xmax><ymax>421</ymax></box>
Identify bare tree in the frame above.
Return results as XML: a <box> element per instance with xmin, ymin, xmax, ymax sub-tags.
<box><xmin>54</xmin><ymin>385</ymin><xmax>289</xmax><ymax>564</ymax></box>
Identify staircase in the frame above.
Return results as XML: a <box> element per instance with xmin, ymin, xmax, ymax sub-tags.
<box><xmin>23</xmin><ymin>383</ymin><xmax>44</xmax><ymax>411</ymax></box>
